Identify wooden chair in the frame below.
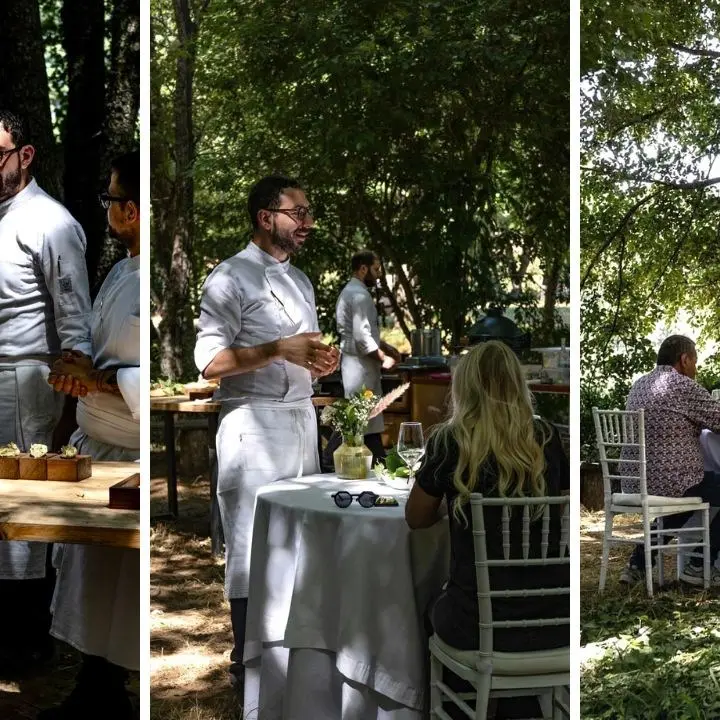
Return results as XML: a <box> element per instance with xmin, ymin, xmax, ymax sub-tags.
<box><xmin>592</xmin><ymin>407</ymin><xmax>710</xmax><ymax>596</ymax></box>
<box><xmin>429</xmin><ymin>494</ymin><xmax>570</xmax><ymax>720</ymax></box>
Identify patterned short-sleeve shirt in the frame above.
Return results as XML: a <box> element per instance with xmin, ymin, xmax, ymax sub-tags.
<box><xmin>623</xmin><ymin>365</ymin><xmax>720</xmax><ymax>496</ymax></box>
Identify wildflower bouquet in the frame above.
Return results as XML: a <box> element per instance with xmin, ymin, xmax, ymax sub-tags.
<box><xmin>320</xmin><ymin>382</ymin><xmax>410</xmax><ymax>441</ymax></box>
<box><xmin>320</xmin><ymin>388</ymin><xmax>378</xmax><ymax>440</ymax></box>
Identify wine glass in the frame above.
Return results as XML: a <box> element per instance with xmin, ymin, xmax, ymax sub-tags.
<box><xmin>397</xmin><ymin>422</ymin><xmax>425</xmax><ymax>487</ymax></box>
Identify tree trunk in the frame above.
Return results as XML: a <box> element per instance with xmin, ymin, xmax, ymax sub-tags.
<box><xmin>61</xmin><ymin>0</ymin><xmax>106</xmax><ymax>285</ymax></box>
<box><xmin>151</xmin><ymin>0</ymin><xmax>199</xmax><ymax>381</ymax></box>
<box><xmin>541</xmin><ymin>251</ymin><xmax>563</xmax><ymax>343</ymax></box>
<box><xmin>0</xmin><ymin>0</ymin><xmax>61</xmax><ymax>197</ymax></box>
<box><xmin>93</xmin><ymin>0</ymin><xmax>142</xmax><ymax>290</ymax></box>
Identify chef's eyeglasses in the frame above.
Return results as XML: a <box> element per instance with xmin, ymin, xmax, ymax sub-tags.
<box><xmin>332</xmin><ymin>491</ymin><xmax>378</xmax><ymax>509</ymax></box>
<box><xmin>265</xmin><ymin>205</ymin><xmax>314</xmax><ymax>222</ymax></box>
<box><xmin>0</xmin><ymin>147</ymin><xmax>21</xmax><ymax>166</ymax></box>
<box><xmin>98</xmin><ymin>192</ymin><xmax>131</xmax><ymax>209</ymax></box>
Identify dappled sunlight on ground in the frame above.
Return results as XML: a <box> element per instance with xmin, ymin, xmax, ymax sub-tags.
<box><xmin>151</xmin><ymin>452</ymin><xmax>239</xmax><ymax>720</ymax></box>
<box><xmin>580</xmin><ymin>508</ymin><xmax>720</xmax><ymax>718</ymax></box>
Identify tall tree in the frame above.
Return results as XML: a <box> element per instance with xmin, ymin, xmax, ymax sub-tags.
<box><xmin>581</xmin><ymin>0</ymin><xmax>720</xmax><ymax>390</ymax></box>
<box><xmin>61</xmin><ymin>0</ymin><xmax>106</xmax><ymax>286</ymax></box>
<box><xmin>95</xmin><ymin>0</ymin><xmax>143</xmax><ymax>286</ymax></box>
<box><xmin>0</xmin><ymin>0</ymin><xmax>60</xmax><ymax>197</ymax></box>
<box><xmin>151</xmin><ymin>0</ymin><xmax>208</xmax><ymax>379</ymax></box>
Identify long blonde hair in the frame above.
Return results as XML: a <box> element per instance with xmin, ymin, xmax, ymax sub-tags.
<box><xmin>432</xmin><ymin>341</ymin><xmax>550</xmax><ymax>525</ymax></box>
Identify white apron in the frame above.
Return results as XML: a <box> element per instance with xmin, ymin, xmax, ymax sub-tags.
<box><xmin>49</xmin><ymin>255</ymin><xmax>140</xmax><ymax>670</ymax></box>
<box><xmin>0</xmin><ymin>360</ymin><xmax>65</xmax><ymax>580</ymax></box>
<box><xmin>196</xmin><ymin>242</ymin><xmax>323</xmax><ymax>599</ymax></box>
<box><xmin>217</xmin><ymin>400</ymin><xmax>319</xmax><ymax>599</ymax></box>
<box><xmin>50</xmin><ymin>433</ymin><xmax>139</xmax><ymax>670</ymax></box>
<box><xmin>336</xmin><ymin>278</ymin><xmax>384</xmax><ymax>435</ymax></box>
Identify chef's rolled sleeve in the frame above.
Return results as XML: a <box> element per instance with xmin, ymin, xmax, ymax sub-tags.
<box><xmin>351</xmin><ymin>294</ymin><xmax>379</xmax><ymax>355</ymax></box>
<box><xmin>194</xmin><ymin>268</ymin><xmax>244</xmax><ymax>374</ymax></box>
<box><xmin>40</xmin><ymin>220</ymin><xmax>92</xmax><ymax>355</ymax></box>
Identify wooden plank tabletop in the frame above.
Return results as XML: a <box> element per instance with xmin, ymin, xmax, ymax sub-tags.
<box><xmin>150</xmin><ymin>395</ymin><xmax>220</xmax><ymax>413</ymax></box>
<box><xmin>150</xmin><ymin>394</ymin><xmax>337</xmax><ymax>414</ymax></box>
<box><xmin>0</xmin><ymin>461</ymin><xmax>140</xmax><ymax>549</ymax></box>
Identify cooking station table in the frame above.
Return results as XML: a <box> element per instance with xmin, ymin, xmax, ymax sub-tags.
<box><xmin>0</xmin><ymin>461</ymin><xmax>140</xmax><ymax>549</ymax></box>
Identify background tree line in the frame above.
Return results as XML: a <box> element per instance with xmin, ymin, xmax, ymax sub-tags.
<box><xmin>580</xmin><ymin>0</ymin><xmax>720</xmax><ymax>460</ymax></box>
<box><xmin>151</xmin><ymin>0</ymin><xmax>570</xmax><ymax>381</ymax></box>
<box><xmin>0</xmin><ymin>0</ymin><xmax>140</xmax><ymax>291</ymax></box>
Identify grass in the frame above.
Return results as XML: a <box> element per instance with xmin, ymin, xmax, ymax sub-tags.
<box><xmin>580</xmin><ymin>509</ymin><xmax>720</xmax><ymax>719</ymax></box>
<box><xmin>150</xmin><ymin>452</ymin><xmax>239</xmax><ymax>720</ymax></box>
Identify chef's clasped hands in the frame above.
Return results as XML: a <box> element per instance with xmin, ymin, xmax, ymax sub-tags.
<box><xmin>48</xmin><ymin>350</ymin><xmax>99</xmax><ymax>398</ymax></box>
<box><xmin>278</xmin><ymin>332</ymin><xmax>340</xmax><ymax>378</ymax></box>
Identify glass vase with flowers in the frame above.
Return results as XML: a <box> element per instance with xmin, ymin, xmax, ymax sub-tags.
<box><xmin>321</xmin><ymin>383</ymin><xmax>410</xmax><ymax>479</ymax></box>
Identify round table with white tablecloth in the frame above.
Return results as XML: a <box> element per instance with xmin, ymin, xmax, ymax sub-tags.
<box><xmin>243</xmin><ymin>474</ymin><xmax>450</xmax><ymax>720</ymax></box>
<box><xmin>700</xmin><ymin>429</ymin><xmax>720</xmax><ymax>474</ymax></box>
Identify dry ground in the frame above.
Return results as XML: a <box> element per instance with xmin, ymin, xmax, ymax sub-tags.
<box><xmin>150</xmin><ymin>452</ymin><xmax>238</xmax><ymax>720</ymax></box>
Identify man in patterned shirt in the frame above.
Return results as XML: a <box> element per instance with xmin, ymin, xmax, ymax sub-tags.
<box><xmin>621</xmin><ymin>335</ymin><xmax>720</xmax><ymax>585</ymax></box>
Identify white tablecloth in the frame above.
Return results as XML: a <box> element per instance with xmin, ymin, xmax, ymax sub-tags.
<box><xmin>700</xmin><ymin>429</ymin><xmax>720</xmax><ymax>473</ymax></box>
<box><xmin>243</xmin><ymin>474</ymin><xmax>450</xmax><ymax>720</ymax></box>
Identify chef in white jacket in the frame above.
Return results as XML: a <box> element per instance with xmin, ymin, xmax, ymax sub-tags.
<box><xmin>44</xmin><ymin>151</ymin><xmax>140</xmax><ymax>720</ymax></box>
<box><xmin>194</xmin><ymin>175</ymin><xmax>339</xmax><ymax>689</ymax></box>
<box><xmin>335</xmin><ymin>250</ymin><xmax>401</xmax><ymax>462</ymax></box>
<box><xmin>0</xmin><ymin>109</ymin><xmax>92</xmax><ymax>670</ymax></box>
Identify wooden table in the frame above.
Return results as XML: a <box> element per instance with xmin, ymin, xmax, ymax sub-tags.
<box><xmin>0</xmin><ymin>461</ymin><xmax>140</xmax><ymax>549</ymax></box>
<box><xmin>150</xmin><ymin>395</ymin><xmax>220</xmax><ymax>519</ymax></box>
<box><xmin>150</xmin><ymin>394</ymin><xmax>335</xmax><ymax>554</ymax></box>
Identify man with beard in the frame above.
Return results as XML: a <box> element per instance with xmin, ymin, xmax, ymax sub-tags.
<box><xmin>0</xmin><ymin>109</ymin><xmax>92</xmax><ymax>671</ymax></box>
<box><xmin>44</xmin><ymin>150</ymin><xmax>140</xmax><ymax>719</ymax></box>
<box><xmin>334</xmin><ymin>250</ymin><xmax>402</xmax><ymax>463</ymax></box>
<box><xmin>194</xmin><ymin>175</ymin><xmax>339</xmax><ymax>691</ymax></box>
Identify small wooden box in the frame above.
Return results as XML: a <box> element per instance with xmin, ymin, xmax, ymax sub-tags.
<box><xmin>19</xmin><ymin>454</ymin><xmax>57</xmax><ymax>481</ymax></box>
<box><xmin>109</xmin><ymin>473</ymin><xmax>140</xmax><ymax>510</ymax></box>
<box><xmin>0</xmin><ymin>457</ymin><xmax>19</xmax><ymax>479</ymax></box>
<box><xmin>46</xmin><ymin>455</ymin><xmax>92</xmax><ymax>482</ymax></box>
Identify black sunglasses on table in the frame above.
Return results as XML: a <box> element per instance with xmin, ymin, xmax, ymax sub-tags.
<box><xmin>332</xmin><ymin>491</ymin><xmax>399</xmax><ymax>508</ymax></box>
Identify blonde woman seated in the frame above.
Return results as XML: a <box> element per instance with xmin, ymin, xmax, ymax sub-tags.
<box><xmin>405</xmin><ymin>341</ymin><xmax>569</xmax><ymax>719</ymax></box>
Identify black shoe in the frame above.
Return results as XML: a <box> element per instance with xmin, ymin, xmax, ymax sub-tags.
<box><xmin>36</xmin><ymin>688</ymin><xmax>134</xmax><ymax>720</ymax></box>
<box><xmin>36</xmin><ymin>655</ymin><xmax>133</xmax><ymax>720</ymax></box>
<box><xmin>229</xmin><ymin>663</ymin><xmax>244</xmax><ymax>702</ymax></box>
<box><xmin>0</xmin><ymin>638</ymin><xmax>54</xmax><ymax>678</ymax></box>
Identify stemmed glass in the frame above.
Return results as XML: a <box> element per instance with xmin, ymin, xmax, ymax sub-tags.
<box><xmin>397</xmin><ymin>422</ymin><xmax>425</xmax><ymax>487</ymax></box>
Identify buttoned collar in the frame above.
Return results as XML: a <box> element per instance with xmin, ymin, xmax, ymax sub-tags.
<box><xmin>246</xmin><ymin>240</ymin><xmax>290</xmax><ymax>276</ymax></box>
<box><xmin>348</xmin><ymin>277</ymin><xmax>370</xmax><ymax>292</ymax></box>
<box><xmin>0</xmin><ymin>177</ymin><xmax>39</xmax><ymax>219</ymax></box>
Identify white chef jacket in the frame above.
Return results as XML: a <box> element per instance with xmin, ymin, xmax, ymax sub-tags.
<box><xmin>0</xmin><ymin>178</ymin><xmax>92</xmax><ymax>357</ymax></box>
<box><xmin>194</xmin><ymin>240</ymin><xmax>322</xmax><ymax>598</ymax></box>
<box><xmin>0</xmin><ymin>178</ymin><xmax>92</xmax><ymax>580</ymax></box>
<box><xmin>195</xmin><ymin>240</ymin><xmax>319</xmax><ymax>404</ymax></box>
<box><xmin>336</xmin><ymin>277</ymin><xmax>384</xmax><ymax>434</ymax></box>
<box><xmin>75</xmin><ymin>254</ymin><xmax>140</xmax><ymax>448</ymax></box>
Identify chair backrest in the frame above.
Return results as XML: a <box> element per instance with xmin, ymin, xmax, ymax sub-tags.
<box><xmin>592</xmin><ymin>407</ymin><xmax>647</xmax><ymax>499</ymax></box>
<box><xmin>469</xmin><ymin>494</ymin><xmax>570</xmax><ymax>657</ymax></box>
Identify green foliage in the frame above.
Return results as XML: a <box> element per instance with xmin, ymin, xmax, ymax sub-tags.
<box><xmin>696</xmin><ymin>353</ymin><xmax>720</xmax><ymax>392</ymax></box>
<box><xmin>582</xmin><ymin>589</ymin><xmax>720</xmax><ymax>718</ymax></box>
<box><xmin>581</xmin><ymin>1</ymin><xmax>720</xmax><ymax>394</ymax></box>
<box><xmin>151</xmin><ymin>0</ymin><xmax>570</xmax><ymax>374</ymax></box>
